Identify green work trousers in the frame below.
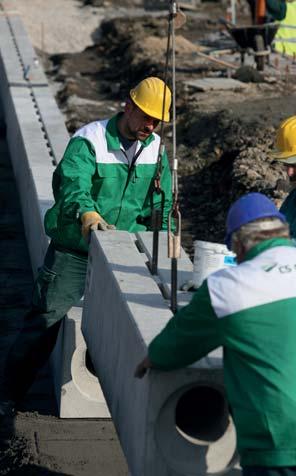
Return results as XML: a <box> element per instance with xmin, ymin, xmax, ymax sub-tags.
<box><xmin>4</xmin><ymin>241</ymin><xmax>88</xmax><ymax>401</ymax></box>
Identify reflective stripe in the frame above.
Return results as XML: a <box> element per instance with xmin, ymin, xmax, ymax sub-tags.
<box><xmin>274</xmin><ymin>38</ymin><xmax>296</xmax><ymax>43</ymax></box>
<box><xmin>274</xmin><ymin>2</ymin><xmax>296</xmax><ymax>55</ymax></box>
<box><xmin>73</xmin><ymin>120</ymin><xmax>160</xmax><ymax>165</ymax></box>
<box><xmin>208</xmin><ymin>246</ymin><xmax>296</xmax><ymax>318</ymax></box>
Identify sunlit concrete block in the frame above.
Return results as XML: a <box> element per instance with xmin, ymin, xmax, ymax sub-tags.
<box><xmin>0</xmin><ymin>17</ymin><xmax>109</xmax><ymax>419</ymax></box>
<box><xmin>2</xmin><ymin>87</ymin><xmax>53</xmax><ymax>274</ymax></box>
<box><xmin>82</xmin><ymin>231</ymin><xmax>239</xmax><ymax>476</ymax></box>
<box><xmin>136</xmin><ymin>231</ymin><xmax>193</xmax><ymax>306</ymax></box>
<box><xmin>51</xmin><ymin>306</ymin><xmax>110</xmax><ymax>419</ymax></box>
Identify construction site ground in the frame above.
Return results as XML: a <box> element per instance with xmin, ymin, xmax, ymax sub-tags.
<box><xmin>1</xmin><ymin>0</ymin><xmax>296</xmax><ymax>474</ymax></box>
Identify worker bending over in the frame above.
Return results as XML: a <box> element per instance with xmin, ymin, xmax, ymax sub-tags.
<box><xmin>136</xmin><ymin>192</ymin><xmax>296</xmax><ymax>476</ymax></box>
<box><xmin>0</xmin><ymin>77</ymin><xmax>173</xmax><ymax>416</ymax></box>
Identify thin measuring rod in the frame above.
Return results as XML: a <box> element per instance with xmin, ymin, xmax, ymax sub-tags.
<box><xmin>151</xmin><ymin>5</ymin><xmax>172</xmax><ymax>275</ymax></box>
<box><xmin>171</xmin><ymin>1</ymin><xmax>178</xmax><ymax>199</ymax></box>
<box><xmin>170</xmin><ymin>1</ymin><xmax>179</xmax><ymax>314</ymax></box>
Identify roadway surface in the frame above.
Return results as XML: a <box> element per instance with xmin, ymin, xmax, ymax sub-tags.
<box><xmin>0</xmin><ymin>118</ymin><xmax>128</xmax><ymax>475</ymax></box>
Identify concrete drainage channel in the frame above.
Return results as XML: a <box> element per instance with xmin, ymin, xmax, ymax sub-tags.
<box><xmin>82</xmin><ymin>231</ymin><xmax>240</xmax><ymax>475</ymax></box>
<box><xmin>0</xmin><ymin>7</ymin><xmax>109</xmax><ymax>419</ymax></box>
<box><xmin>0</xmin><ymin>7</ymin><xmax>240</xmax><ymax>475</ymax></box>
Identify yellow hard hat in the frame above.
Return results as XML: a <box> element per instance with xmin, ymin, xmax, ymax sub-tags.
<box><xmin>272</xmin><ymin>115</ymin><xmax>296</xmax><ymax>164</ymax></box>
<box><xmin>130</xmin><ymin>77</ymin><xmax>171</xmax><ymax>122</ymax></box>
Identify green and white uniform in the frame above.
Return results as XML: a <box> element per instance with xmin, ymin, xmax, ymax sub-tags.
<box><xmin>45</xmin><ymin>113</ymin><xmax>172</xmax><ymax>254</ymax></box>
<box><xmin>4</xmin><ymin>114</ymin><xmax>173</xmax><ymax>401</ymax></box>
<box><xmin>149</xmin><ymin>238</ymin><xmax>296</xmax><ymax>467</ymax></box>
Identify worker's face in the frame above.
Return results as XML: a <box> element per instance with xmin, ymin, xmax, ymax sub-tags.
<box><xmin>231</xmin><ymin>240</ymin><xmax>246</xmax><ymax>264</ymax></box>
<box><xmin>124</xmin><ymin>101</ymin><xmax>160</xmax><ymax>141</ymax></box>
<box><xmin>286</xmin><ymin>164</ymin><xmax>296</xmax><ymax>182</ymax></box>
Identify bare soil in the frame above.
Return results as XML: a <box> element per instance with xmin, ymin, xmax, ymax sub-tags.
<box><xmin>43</xmin><ymin>3</ymin><xmax>296</xmax><ymax>254</ymax></box>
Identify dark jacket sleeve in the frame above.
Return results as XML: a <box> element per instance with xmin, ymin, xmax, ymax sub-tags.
<box><xmin>266</xmin><ymin>0</ymin><xmax>287</xmax><ymax>21</ymax></box>
<box><xmin>280</xmin><ymin>189</ymin><xmax>296</xmax><ymax>239</ymax></box>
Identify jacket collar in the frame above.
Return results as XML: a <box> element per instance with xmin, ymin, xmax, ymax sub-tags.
<box><xmin>105</xmin><ymin>113</ymin><xmax>155</xmax><ymax>151</ymax></box>
<box><xmin>244</xmin><ymin>237</ymin><xmax>295</xmax><ymax>262</ymax></box>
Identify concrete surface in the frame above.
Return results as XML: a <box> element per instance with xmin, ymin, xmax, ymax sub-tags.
<box><xmin>51</xmin><ymin>305</ymin><xmax>110</xmax><ymax>418</ymax></box>
<box><xmin>82</xmin><ymin>231</ymin><xmax>239</xmax><ymax>476</ymax></box>
<box><xmin>0</xmin><ymin>89</ymin><xmax>128</xmax><ymax>476</ymax></box>
<box><xmin>136</xmin><ymin>231</ymin><xmax>193</xmax><ymax>306</ymax></box>
<box><xmin>0</xmin><ymin>10</ymin><xmax>109</xmax><ymax>418</ymax></box>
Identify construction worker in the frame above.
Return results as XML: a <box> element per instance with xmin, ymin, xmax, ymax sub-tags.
<box><xmin>272</xmin><ymin>115</ymin><xmax>296</xmax><ymax>236</ymax></box>
<box><xmin>274</xmin><ymin>1</ymin><xmax>296</xmax><ymax>56</ymax></box>
<box><xmin>0</xmin><ymin>76</ymin><xmax>173</xmax><ymax>416</ymax></box>
<box><xmin>247</xmin><ymin>0</ymin><xmax>287</xmax><ymax>23</ymax></box>
<box><xmin>135</xmin><ymin>192</ymin><xmax>296</xmax><ymax>476</ymax></box>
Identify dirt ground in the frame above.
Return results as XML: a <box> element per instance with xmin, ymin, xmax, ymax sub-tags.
<box><xmin>12</xmin><ymin>0</ymin><xmax>296</xmax><ymax>255</ymax></box>
<box><xmin>40</xmin><ymin>0</ymin><xmax>296</xmax><ymax>254</ymax></box>
<box><xmin>1</xmin><ymin>0</ymin><xmax>296</xmax><ymax>474</ymax></box>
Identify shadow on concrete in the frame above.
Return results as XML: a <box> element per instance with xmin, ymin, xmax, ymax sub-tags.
<box><xmin>6</xmin><ymin>466</ymin><xmax>73</xmax><ymax>475</ymax></box>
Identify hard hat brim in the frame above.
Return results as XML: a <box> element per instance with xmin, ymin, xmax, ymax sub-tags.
<box><xmin>131</xmin><ymin>94</ymin><xmax>170</xmax><ymax>122</ymax></box>
<box><xmin>271</xmin><ymin>150</ymin><xmax>296</xmax><ymax>164</ymax></box>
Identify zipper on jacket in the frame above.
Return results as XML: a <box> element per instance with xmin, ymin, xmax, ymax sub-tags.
<box><xmin>114</xmin><ymin>145</ymin><xmax>144</xmax><ymax>226</ymax></box>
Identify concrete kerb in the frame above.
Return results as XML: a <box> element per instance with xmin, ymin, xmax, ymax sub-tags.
<box><xmin>82</xmin><ymin>231</ymin><xmax>239</xmax><ymax>476</ymax></box>
<box><xmin>0</xmin><ymin>14</ymin><xmax>109</xmax><ymax>418</ymax></box>
<box><xmin>136</xmin><ymin>231</ymin><xmax>193</xmax><ymax>306</ymax></box>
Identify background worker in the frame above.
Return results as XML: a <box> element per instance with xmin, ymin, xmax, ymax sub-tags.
<box><xmin>136</xmin><ymin>192</ymin><xmax>296</xmax><ymax>476</ymax></box>
<box><xmin>247</xmin><ymin>0</ymin><xmax>287</xmax><ymax>23</ymax></box>
<box><xmin>272</xmin><ymin>115</ymin><xmax>296</xmax><ymax>236</ymax></box>
<box><xmin>0</xmin><ymin>76</ymin><xmax>173</xmax><ymax>416</ymax></box>
<box><xmin>274</xmin><ymin>0</ymin><xmax>296</xmax><ymax>56</ymax></box>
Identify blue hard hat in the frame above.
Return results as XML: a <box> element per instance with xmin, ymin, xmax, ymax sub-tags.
<box><xmin>225</xmin><ymin>192</ymin><xmax>287</xmax><ymax>250</ymax></box>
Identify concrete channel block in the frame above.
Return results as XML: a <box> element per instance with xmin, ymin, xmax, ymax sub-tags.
<box><xmin>0</xmin><ymin>18</ymin><xmax>24</xmax><ymax>85</ymax></box>
<box><xmin>3</xmin><ymin>88</ymin><xmax>50</xmax><ymax>274</ymax></box>
<box><xmin>51</xmin><ymin>306</ymin><xmax>110</xmax><ymax>419</ymax></box>
<box><xmin>82</xmin><ymin>231</ymin><xmax>239</xmax><ymax>476</ymax></box>
<box><xmin>5</xmin><ymin>15</ymin><xmax>48</xmax><ymax>85</ymax></box>
<box><xmin>33</xmin><ymin>87</ymin><xmax>69</xmax><ymax>163</ymax></box>
<box><xmin>136</xmin><ymin>231</ymin><xmax>193</xmax><ymax>306</ymax></box>
<box><xmin>0</xmin><ymin>16</ymin><xmax>108</xmax><ymax>419</ymax></box>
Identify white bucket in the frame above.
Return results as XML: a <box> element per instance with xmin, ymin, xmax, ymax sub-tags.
<box><xmin>193</xmin><ymin>240</ymin><xmax>236</xmax><ymax>288</ymax></box>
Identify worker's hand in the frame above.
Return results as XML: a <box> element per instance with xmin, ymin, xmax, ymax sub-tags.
<box><xmin>81</xmin><ymin>211</ymin><xmax>116</xmax><ymax>241</ymax></box>
<box><xmin>134</xmin><ymin>356</ymin><xmax>152</xmax><ymax>379</ymax></box>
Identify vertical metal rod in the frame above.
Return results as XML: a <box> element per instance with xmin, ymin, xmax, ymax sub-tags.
<box><xmin>150</xmin><ymin>3</ymin><xmax>172</xmax><ymax>277</ymax></box>
<box><xmin>230</xmin><ymin>0</ymin><xmax>236</xmax><ymax>24</ymax></box>
<box><xmin>171</xmin><ymin>1</ymin><xmax>178</xmax><ymax>198</ymax></box>
<box><xmin>171</xmin><ymin>257</ymin><xmax>178</xmax><ymax>313</ymax></box>
<box><xmin>151</xmin><ymin>230</ymin><xmax>159</xmax><ymax>275</ymax></box>
<box><xmin>170</xmin><ymin>1</ymin><xmax>178</xmax><ymax>314</ymax></box>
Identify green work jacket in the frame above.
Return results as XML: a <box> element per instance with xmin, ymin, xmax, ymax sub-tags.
<box><xmin>149</xmin><ymin>238</ymin><xmax>296</xmax><ymax>467</ymax></box>
<box><xmin>44</xmin><ymin>114</ymin><xmax>173</xmax><ymax>254</ymax></box>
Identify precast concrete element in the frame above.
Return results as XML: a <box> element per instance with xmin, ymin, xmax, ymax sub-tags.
<box><xmin>82</xmin><ymin>231</ymin><xmax>240</xmax><ymax>476</ymax></box>
<box><xmin>0</xmin><ymin>13</ymin><xmax>61</xmax><ymax>271</ymax></box>
<box><xmin>51</xmin><ymin>305</ymin><xmax>110</xmax><ymax>418</ymax></box>
<box><xmin>136</xmin><ymin>231</ymin><xmax>193</xmax><ymax>306</ymax></box>
<box><xmin>0</xmin><ymin>12</ymin><xmax>109</xmax><ymax>418</ymax></box>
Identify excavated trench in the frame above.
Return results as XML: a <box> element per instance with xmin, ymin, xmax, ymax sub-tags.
<box><xmin>43</xmin><ymin>8</ymin><xmax>296</xmax><ymax>255</ymax></box>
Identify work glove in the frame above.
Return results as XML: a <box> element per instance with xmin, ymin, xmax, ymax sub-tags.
<box><xmin>81</xmin><ymin>211</ymin><xmax>116</xmax><ymax>241</ymax></box>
